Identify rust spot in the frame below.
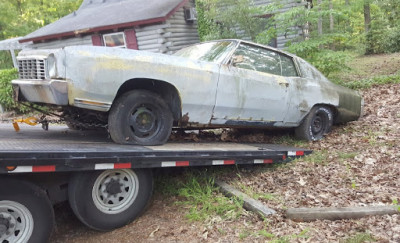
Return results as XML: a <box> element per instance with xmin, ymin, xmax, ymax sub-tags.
<box><xmin>180</xmin><ymin>112</ymin><xmax>190</xmax><ymax>126</ymax></box>
<box><xmin>299</xmin><ymin>100</ymin><xmax>309</xmax><ymax>112</ymax></box>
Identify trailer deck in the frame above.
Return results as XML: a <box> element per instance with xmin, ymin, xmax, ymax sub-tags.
<box><xmin>0</xmin><ymin>124</ymin><xmax>311</xmax><ymax>173</ymax></box>
<box><xmin>0</xmin><ymin>123</ymin><xmax>312</xmax><ymax>241</ymax></box>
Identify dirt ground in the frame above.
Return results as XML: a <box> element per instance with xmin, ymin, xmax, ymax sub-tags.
<box><xmin>48</xmin><ymin>80</ymin><xmax>400</xmax><ymax>242</ymax></box>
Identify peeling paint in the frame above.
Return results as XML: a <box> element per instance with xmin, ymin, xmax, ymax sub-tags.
<box><xmin>180</xmin><ymin>112</ymin><xmax>190</xmax><ymax>126</ymax></box>
<box><xmin>298</xmin><ymin>100</ymin><xmax>309</xmax><ymax>112</ymax></box>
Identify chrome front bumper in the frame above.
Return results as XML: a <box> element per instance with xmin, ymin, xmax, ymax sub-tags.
<box><xmin>12</xmin><ymin>79</ymin><xmax>68</xmax><ymax>105</ymax></box>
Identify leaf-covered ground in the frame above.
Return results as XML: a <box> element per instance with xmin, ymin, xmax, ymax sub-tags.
<box><xmin>51</xmin><ymin>78</ymin><xmax>399</xmax><ymax>241</ymax></box>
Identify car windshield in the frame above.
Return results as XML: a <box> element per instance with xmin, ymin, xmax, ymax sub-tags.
<box><xmin>173</xmin><ymin>41</ymin><xmax>236</xmax><ymax>63</ymax></box>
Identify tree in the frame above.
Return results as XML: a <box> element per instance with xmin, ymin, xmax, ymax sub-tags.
<box><xmin>196</xmin><ymin>0</ymin><xmax>269</xmax><ymax>41</ymax></box>
<box><xmin>329</xmin><ymin>0</ymin><xmax>334</xmax><ymax>32</ymax></box>
<box><xmin>364</xmin><ymin>0</ymin><xmax>371</xmax><ymax>33</ymax></box>
<box><xmin>0</xmin><ymin>0</ymin><xmax>82</xmax><ymax>39</ymax></box>
<box><xmin>317</xmin><ymin>0</ymin><xmax>323</xmax><ymax>35</ymax></box>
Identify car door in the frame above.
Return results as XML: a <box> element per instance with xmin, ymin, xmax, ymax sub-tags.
<box><xmin>211</xmin><ymin>43</ymin><xmax>295</xmax><ymax>126</ymax></box>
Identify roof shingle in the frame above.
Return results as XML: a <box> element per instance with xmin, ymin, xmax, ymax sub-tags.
<box><xmin>20</xmin><ymin>0</ymin><xmax>186</xmax><ymax>43</ymax></box>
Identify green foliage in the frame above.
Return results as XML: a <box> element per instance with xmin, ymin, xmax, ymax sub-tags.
<box><xmin>341</xmin><ymin>232</ymin><xmax>375</xmax><ymax>243</ymax></box>
<box><xmin>155</xmin><ymin>170</ymin><xmax>243</xmax><ymax>222</ymax></box>
<box><xmin>301</xmin><ymin>150</ymin><xmax>329</xmax><ymax>165</ymax></box>
<box><xmin>392</xmin><ymin>198</ymin><xmax>400</xmax><ymax>212</ymax></box>
<box><xmin>178</xmin><ymin>175</ymin><xmax>243</xmax><ymax>222</ymax></box>
<box><xmin>365</xmin><ymin>19</ymin><xmax>388</xmax><ymax>54</ymax></box>
<box><xmin>196</xmin><ymin>0</ymin><xmax>266</xmax><ymax>41</ymax></box>
<box><xmin>258</xmin><ymin>230</ymin><xmax>275</xmax><ymax>238</ymax></box>
<box><xmin>0</xmin><ymin>68</ymin><xmax>19</xmax><ymax>111</ymax></box>
<box><xmin>365</xmin><ymin>1</ymin><xmax>400</xmax><ymax>54</ymax></box>
<box><xmin>0</xmin><ymin>51</ymin><xmax>14</xmax><ymax>70</ymax></box>
<box><xmin>384</xmin><ymin>26</ymin><xmax>400</xmax><ymax>53</ymax></box>
<box><xmin>335</xmin><ymin>74</ymin><xmax>400</xmax><ymax>90</ymax></box>
<box><xmin>195</xmin><ymin>1</ymin><xmax>214</xmax><ymax>42</ymax></box>
<box><xmin>0</xmin><ymin>0</ymin><xmax>82</xmax><ymax>68</ymax></box>
<box><xmin>0</xmin><ymin>0</ymin><xmax>82</xmax><ymax>39</ymax></box>
<box><xmin>0</xmin><ymin>68</ymin><xmax>34</xmax><ymax>113</ymax></box>
<box><xmin>286</xmin><ymin>36</ymin><xmax>352</xmax><ymax>77</ymax></box>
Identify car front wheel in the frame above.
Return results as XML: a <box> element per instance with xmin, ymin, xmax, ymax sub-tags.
<box><xmin>295</xmin><ymin>106</ymin><xmax>334</xmax><ymax>141</ymax></box>
<box><xmin>108</xmin><ymin>90</ymin><xmax>173</xmax><ymax>145</ymax></box>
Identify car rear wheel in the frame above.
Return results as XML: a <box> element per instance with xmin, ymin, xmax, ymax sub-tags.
<box><xmin>108</xmin><ymin>90</ymin><xmax>173</xmax><ymax>145</ymax></box>
<box><xmin>295</xmin><ymin>106</ymin><xmax>333</xmax><ymax>141</ymax></box>
<box><xmin>68</xmin><ymin>169</ymin><xmax>153</xmax><ymax>231</ymax></box>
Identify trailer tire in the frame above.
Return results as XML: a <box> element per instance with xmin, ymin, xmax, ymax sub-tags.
<box><xmin>108</xmin><ymin>90</ymin><xmax>173</xmax><ymax>145</ymax></box>
<box><xmin>295</xmin><ymin>106</ymin><xmax>334</xmax><ymax>141</ymax></box>
<box><xmin>0</xmin><ymin>178</ymin><xmax>54</xmax><ymax>243</ymax></box>
<box><xmin>68</xmin><ymin>169</ymin><xmax>153</xmax><ymax>231</ymax></box>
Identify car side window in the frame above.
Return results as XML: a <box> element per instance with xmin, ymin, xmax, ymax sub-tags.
<box><xmin>296</xmin><ymin>58</ymin><xmax>329</xmax><ymax>82</ymax></box>
<box><xmin>232</xmin><ymin>44</ymin><xmax>281</xmax><ymax>76</ymax></box>
<box><xmin>280</xmin><ymin>55</ymin><xmax>298</xmax><ymax>77</ymax></box>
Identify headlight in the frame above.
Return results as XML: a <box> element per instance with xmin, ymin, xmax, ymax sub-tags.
<box><xmin>47</xmin><ymin>54</ymin><xmax>57</xmax><ymax>79</ymax></box>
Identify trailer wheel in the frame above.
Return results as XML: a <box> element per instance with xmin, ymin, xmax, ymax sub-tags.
<box><xmin>295</xmin><ymin>106</ymin><xmax>334</xmax><ymax>141</ymax></box>
<box><xmin>68</xmin><ymin>169</ymin><xmax>153</xmax><ymax>231</ymax></box>
<box><xmin>0</xmin><ymin>178</ymin><xmax>54</xmax><ymax>243</ymax></box>
<box><xmin>108</xmin><ymin>90</ymin><xmax>173</xmax><ymax>145</ymax></box>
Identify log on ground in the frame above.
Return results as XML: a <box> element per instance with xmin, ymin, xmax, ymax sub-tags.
<box><xmin>286</xmin><ymin>206</ymin><xmax>399</xmax><ymax>222</ymax></box>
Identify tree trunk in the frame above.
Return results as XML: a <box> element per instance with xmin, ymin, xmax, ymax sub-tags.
<box><xmin>345</xmin><ymin>0</ymin><xmax>349</xmax><ymax>5</ymax></box>
<box><xmin>318</xmin><ymin>0</ymin><xmax>323</xmax><ymax>35</ymax></box>
<box><xmin>364</xmin><ymin>2</ymin><xmax>371</xmax><ymax>33</ymax></box>
<box><xmin>304</xmin><ymin>0</ymin><xmax>312</xmax><ymax>40</ymax></box>
<box><xmin>329</xmin><ymin>0</ymin><xmax>334</xmax><ymax>32</ymax></box>
<box><xmin>15</xmin><ymin>0</ymin><xmax>23</xmax><ymax>15</ymax></box>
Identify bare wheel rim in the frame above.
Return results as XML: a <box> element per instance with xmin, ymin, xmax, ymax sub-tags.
<box><xmin>92</xmin><ymin>169</ymin><xmax>139</xmax><ymax>214</ymax></box>
<box><xmin>0</xmin><ymin>201</ymin><xmax>33</xmax><ymax>243</ymax></box>
<box><xmin>129</xmin><ymin>105</ymin><xmax>161</xmax><ymax>138</ymax></box>
<box><xmin>311</xmin><ymin>112</ymin><xmax>326</xmax><ymax>136</ymax></box>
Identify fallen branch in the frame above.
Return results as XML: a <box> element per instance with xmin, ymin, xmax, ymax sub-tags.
<box><xmin>286</xmin><ymin>206</ymin><xmax>399</xmax><ymax>222</ymax></box>
<box><xmin>214</xmin><ymin>179</ymin><xmax>276</xmax><ymax>217</ymax></box>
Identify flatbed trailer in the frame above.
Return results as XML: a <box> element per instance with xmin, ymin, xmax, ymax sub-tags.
<box><xmin>0</xmin><ymin>124</ymin><xmax>311</xmax><ymax>242</ymax></box>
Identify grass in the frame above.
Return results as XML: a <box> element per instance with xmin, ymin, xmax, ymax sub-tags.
<box><xmin>392</xmin><ymin>198</ymin><xmax>400</xmax><ymax>212</ymax></box>
<box><xmin>331</xmin><ymin>52</ymin><xmax>400</xmax><ymax>89</ymax></box>
<box><xmin>299</xmin><ymin>150</ymin><xmax>329</xmax><ymax>165</ymax></box>
<box><xmin>338</xmin><ymin>152</ymin><xmax>358</xmax><ymax>160</ymax></box>
<box><xmin>334</xmin><ymin>74</ymin><xmax>400</xmax><ymax>90</ymax></box>
<box><xmin>155</xmin><ymin>169</ymin><xmax>244</xmax><ymax>222</ymax></box>
<box><xmin>331</xmin><ymin>52</ymin><xmax>400</xmax><ymax>81</ymax></box>
<box><xmin>266</xmin><ymin>229</ymin><xmax>310</xmax><ymax>243</ymax></box>
<box><xmin>341</xmin><ymin>232</ymin><xmax>375</xmax><ymax>243</ymax></box>
<box><xmin>272</xmin><ymin>134</ymin><xmax>308</xmax><ymax>147</ymax></box>
<box><xmin>235</xmin><ymin>183</ymin><xmax>278</xmax><ymax>202</ymax></box>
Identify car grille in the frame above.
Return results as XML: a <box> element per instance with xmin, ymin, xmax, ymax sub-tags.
<box><xmin>18</xmin><ymin>59</ymin><xmax>46</xmax><ymax>80</ymax></box>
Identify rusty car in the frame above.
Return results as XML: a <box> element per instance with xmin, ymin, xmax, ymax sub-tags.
<box><xmin>12</xmin><ymin>40</ymin><xmax>363</xmax><ymax>145</ymax></box>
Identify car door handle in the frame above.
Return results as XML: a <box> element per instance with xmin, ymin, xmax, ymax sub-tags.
<box><xmin>278</xmin><ymin>80</ymin><xmax>289</xmax><ymax>87</ymax></box>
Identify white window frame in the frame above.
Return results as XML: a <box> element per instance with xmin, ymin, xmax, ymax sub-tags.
<box><xmin>103</xmin><ymin>32</ymin><xmax>127</xmax><ymax>48</ymax></box>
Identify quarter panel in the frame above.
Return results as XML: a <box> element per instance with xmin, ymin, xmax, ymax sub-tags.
<box><xmin>285</xmin><ymin>77</ymin><xmax>339</xmax><ymax>124</ymax></box>
<box><xmin>64</xmin><ymin>46</ymin><xmax>220</xmax><ymax>124</ymax></box>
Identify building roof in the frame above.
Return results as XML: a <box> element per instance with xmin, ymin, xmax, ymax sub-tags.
<box><xmin>0</xmin><ymin>37</ymin><xmax>31</xmax><ymax>50</ymax></box>
<box><xmin>20</xmin><ymin>0</ymin><xmax>187</xmax><ymax>43</ymax></box>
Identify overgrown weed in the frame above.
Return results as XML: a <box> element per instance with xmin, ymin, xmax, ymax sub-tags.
<box><xmin>154</xmin><ymin>169</ymin><xmax>244</xmax><ymax>222</ymax></box>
